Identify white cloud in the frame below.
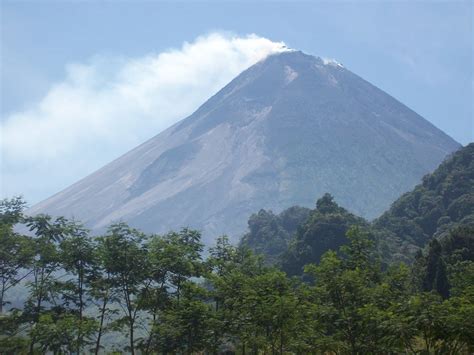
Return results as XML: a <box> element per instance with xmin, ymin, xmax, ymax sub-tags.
<box><xmin>1</xmin><ymin>33</ymin><xmax>288</xmax><ymax>204</ymax></box>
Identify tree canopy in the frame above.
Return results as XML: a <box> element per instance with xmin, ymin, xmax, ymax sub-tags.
<box><xmin>1</xmin><ymin>196</ymin><xmax>473</xmax><ymax>354</ymax></box>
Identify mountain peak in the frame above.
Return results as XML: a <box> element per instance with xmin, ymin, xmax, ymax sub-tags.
<box><xmin>261</xmin><ymin>50</ymin><xmax>342</xmax><ymax>69</ymax></box>
<box><xmin>188</xmin><ymin>49</ymin><xmax>346</xmax><ymax>122</ymax></box>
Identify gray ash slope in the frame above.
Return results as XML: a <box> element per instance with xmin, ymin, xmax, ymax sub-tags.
<box><xmin>29</xmin><ymin>51</ymin><xmax>460</xmax><ymax>244</ymax></box>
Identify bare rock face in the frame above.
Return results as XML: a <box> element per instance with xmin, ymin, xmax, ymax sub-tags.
<box><xmin>29</xmin><ymin>51</ymin><xmax>460</xmax><ymax>244</ymax></box>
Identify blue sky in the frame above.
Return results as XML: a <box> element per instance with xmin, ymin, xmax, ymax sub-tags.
<box><xmin>1</xmin><ymin>1</ymin><xmax>473</xmax><ymax>204</ymax></box>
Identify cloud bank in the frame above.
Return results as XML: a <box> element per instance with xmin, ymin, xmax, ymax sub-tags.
<box><xmin>1</xmin><ymin>33</ymin><xmax>288</xmax><ymax>204</ymax></box>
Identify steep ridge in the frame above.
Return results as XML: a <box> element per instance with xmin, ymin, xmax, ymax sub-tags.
<box><xmin>28</xmin><ymin>51</ymin><xmax>460</xmax><ymax>243</ymax></box>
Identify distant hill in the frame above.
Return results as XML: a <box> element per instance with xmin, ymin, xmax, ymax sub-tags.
<box><xmin>28</xmin><ymin>51</ymin><xmax>460</xmax><ymax>244</ymax></box>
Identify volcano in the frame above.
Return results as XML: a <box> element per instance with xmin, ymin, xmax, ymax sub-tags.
<box><xmin>29</xmin><ymin>51</ymin><xmax>460</xmax><ymax>243</ymax></box>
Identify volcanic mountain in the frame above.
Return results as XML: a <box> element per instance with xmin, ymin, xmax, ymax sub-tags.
<box><xmin>29</xmin><ymin>51</ymin><xmax>460</xmax><ymax>244</ymax></box>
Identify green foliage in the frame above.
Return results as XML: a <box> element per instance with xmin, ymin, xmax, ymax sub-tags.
<box><xmin>138</xmin><ymin>228</ymin><xmax>205</xmax><ymax>354</ymax></box>
<box><xmin>281</xmin><ymin>194</ymin><xmax>369</xmax><ymax>276</ymax></box>
<box><xmin>375</xmin><ymin>143</ymin><xmax>474</xmax><ymax>260</ymax></box>
<box><xmin>58</xmin><ymin>222</ymin><xmax>97</xmax><ymax>353</ymax></box>
<box><xmin>1</xmin><ymin>191</ymin><xmax>473</xmax><ymax>354</ymax></box>
<box><xmin>241</xmin><ymin>145</ymin><xmax>473</xmax><ymax>271</ymax></box>
<box><xmin>31</xmin><ymin>313</ymin><xmax>97</xmax><ymax>354</ymax></box>
<box><xmin>0</xmin><ymin>197</ymin><xmax>34</xmax><ymax>313</ymax></box>
<box><xmin>0</xmin><ymin>310</ymin><xmax>29</xmax><ymax>354</ymax></box>
<box><xmin>410</xmin><ymin>226</ymin><xmax>474</xmax><ymax>300</ymax></box>
<box><xmin>96</xmin><ymin>223</ymin><xmax>150</xmax><ymax>355</ymax></box>
<box><xmin>304</xmin><ymin>228</ymin><xmax>388</xmax><ymax>353</ymax></box>
<box><xmin>240</xmin><ymin>206</ymin><xmax>310</xmax><ymax>264</ymax></box>
<box><xmin>153</xmin><ymin>282</ymin><xmax>215</xmax><ymax>353</ymax></box>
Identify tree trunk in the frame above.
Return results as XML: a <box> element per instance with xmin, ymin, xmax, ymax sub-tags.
<box><xmin>144</xmin><ymin>311</ymin><xmax>157</xmax><ymax>355</ymax></box>
<box><xmin>94</xmin><ymin>293</ymin><xmax>109</xmax><ymax>355</ymax></box>
<box><xmin>78</xmin><ymin>270</ymin><xmax>84</xmax><ymax>354</ymax></box>
<box><xmin>129</xmin><ymin>319</ymin><xmax>135</xmax><ymax>355</ymax></box>
<box><xmin>29</xmin><ymin>270</ymin><xmax>44</xmax><ymax>354</ymax></box>
<box><xmin>0</xmin><ymin>282</ymin><xmax>5</xmax><ymax>313</ymax></box>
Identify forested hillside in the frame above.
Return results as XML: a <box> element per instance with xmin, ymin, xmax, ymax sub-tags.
<box><xmin>375</xmin><ymin>142</ymin><xmax>474</xmax><ymax>255</ymax></box>
<box><xmin>1</xmin><ymin>198</ymin><xmax>473</xmax><ymax>354</ymax></box>
<box><xmin>241</xmin><ymin>144</ymin><xmax>474</xmax><ymax>268</ymax></box>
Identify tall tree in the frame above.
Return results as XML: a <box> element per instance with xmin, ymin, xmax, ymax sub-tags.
<box><xmin>97</xmin><ymin>223</ymin><xmax>150</xmax><ymax>355</ymax></box>
<box><xmin>59</xmin><ymin>222</ymin><xmax>97</xmax><ymax>353</ymax></box>
<box><xmin>0</xmin><ymin>197</ymin><xmax>34</xmax><ymax>313</ymax></box>
<box><xmin>23</xmin><ymin>214</ymin><xmax>70</xmax><ymax>353</ymax></box>
<box><xmin>141</xmin><ymin>228</ymin><xmax>204</xmax><ymax>353</ymax></box>
<box><xmin>305</xmin><ymin>227</ymin><xmax>387</xmax><ymax>353</ymax></box>
<box><xmin>89</xmin><ymin>241</ymin><xmax>117</xmax><ymax>355</ymax></box>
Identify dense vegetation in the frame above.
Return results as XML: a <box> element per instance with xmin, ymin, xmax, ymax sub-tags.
<box><xmin>1</xmin><ymin>144</ymin><xmax>472</xmax><ymax>353</ymax></box>
<box><xmin>280</xmin><ymin>194</ymin><xmax>368</xmax><ymax>276</ymax></box>
<box><xmin>1</xmin><ymin>196</ymin><xmax>473</xmax><ymax>354</ymax></box>
<box><xmin>240</xmin><ymin>206</ymin><xmax>310</xmax><ymax>265</ymax></box>
<box><xmin>242</xmin><ymin>144</ymin><xmax>474</xmax><ymax>268</ymax></box>
<box><xmin>375</xmin><ymin>143</ymin><xmax>474</xmax><ymax>258</ymax></box>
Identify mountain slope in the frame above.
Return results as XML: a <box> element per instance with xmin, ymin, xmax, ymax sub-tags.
<box><xmin>28</xmin><ymin>51</ymin><xmax>460</xmax><ymax>243</ymax></box>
